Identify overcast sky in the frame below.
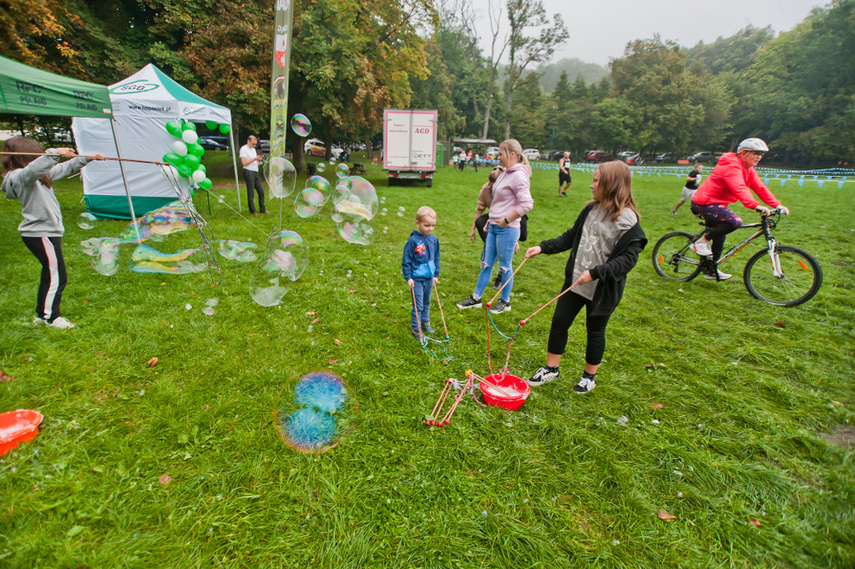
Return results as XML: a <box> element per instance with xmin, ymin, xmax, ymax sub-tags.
<box><xmin>470</xmin><ymin>0</ymin><xmax>825</xmax><ymax>67</ymax></box>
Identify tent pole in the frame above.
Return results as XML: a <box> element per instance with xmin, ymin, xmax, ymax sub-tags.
<box><xmin>231</xmin><ymin>121</ymin><xmax>241</xmax><ymax>212</ymax></box>
<box><xmin>110</xmin><ymin>119</ymin><xmax>141</xmax><ymax>244</ymax></box>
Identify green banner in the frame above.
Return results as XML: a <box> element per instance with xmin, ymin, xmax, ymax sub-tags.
<box><xmin>0</xmin><ymin>56</ymin><xmax>112</xmax><ymax>118</ymax></box>
<box><xmin>270</xmin><ymin>0</ymin><xmax>294</xmax><ymax>159</ymax></box>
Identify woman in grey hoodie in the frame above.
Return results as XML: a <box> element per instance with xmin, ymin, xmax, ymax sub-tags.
<box><xmin>2</xmin><ymin>136</ymin><xmax>102</xmax><ymax>328</ymax></box>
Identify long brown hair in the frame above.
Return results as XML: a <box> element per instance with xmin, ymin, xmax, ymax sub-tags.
<box><xmin>590</xmin><ymin>161</ymin><xmax>639</xmax><ymax>221</ymax></box>
<box><xmin>2</xmin><ymin>137</ymin><xmax>52</xmax><ymax>188</ymax></box>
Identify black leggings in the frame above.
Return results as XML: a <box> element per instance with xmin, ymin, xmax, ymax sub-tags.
<box><xmin>547</xmin><ymin>284</ymin><xmax>612</xmax><ymax>365</ymax></box>
<box><xmin>22</xmin><ymin>236</ymin><xmax>67</xmax><ymax>322</ymax></box>
<box><xmin>690</xmin><ymin>202</ymin><xmax>743</xmax><ymax>261</ymax></box>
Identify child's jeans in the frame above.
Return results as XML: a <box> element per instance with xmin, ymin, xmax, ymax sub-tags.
<box><xmin>411</xmin><ymin>278</ymin><xmax>433</xmax><ymax>331</ymax></box>
<box><xmin>474</xmin><ymin>224</ymin><xmax>520</xmax><ymax>302</ymax></box>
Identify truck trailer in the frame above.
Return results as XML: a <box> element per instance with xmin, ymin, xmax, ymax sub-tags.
<box><xmin>383</xmin><ymin>109</ymin><xmax>438</xmax><ymax>187</ymax></box>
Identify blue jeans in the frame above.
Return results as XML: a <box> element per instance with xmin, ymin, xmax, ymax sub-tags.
<box><xmin>411</xmin><ymin>278</ymin><xmax>433</xmax><ymax>331</ymax></box>
<box><xmin>474</xmin><ymin>224</ymin><xmax>519</xmax><ymax>302</ymax></box>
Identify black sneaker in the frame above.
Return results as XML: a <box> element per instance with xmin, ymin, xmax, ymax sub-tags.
<box><xmin>492</xmin><ymin>273</ymin><xmax>503</xmax><ymax>290</ymax></box>
<box><xmin>527</xmin><ymin>366</ymin><xmax>560</xmax><ymax>386</ymax></box>
<box><xmin>489</xmin><ymin>298</ymin><xmax>511</xmax><ymax>314</ymax></box>
<box><xmin>456</xmin><ymin>295</ymin><xmax>482</xmax><ymax>309</ymax></box>
<box><xmin>573</xmin><ymin>376</ymin><xmax>597</xmax><ymax>393</ymax></box>
<box><xmin>421</xmin><ymin>324</ymin><xmax>436</xmax><ymax>335</ymax></box>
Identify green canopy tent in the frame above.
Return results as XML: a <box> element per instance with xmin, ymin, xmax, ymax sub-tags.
<box><xmin>0</xmin><ymin>55</ymin><xmax>140</xmax><ymax>237</ymax></box>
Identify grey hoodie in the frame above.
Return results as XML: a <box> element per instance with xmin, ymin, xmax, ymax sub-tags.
<box><xmin>2</xmin><ymin>149</ymin><xmax>92</xmax><ymax>238</ymax></box>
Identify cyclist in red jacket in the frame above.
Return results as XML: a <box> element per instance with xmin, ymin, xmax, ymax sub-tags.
<box><xmin>689</xmin><ymin>138</ymin><xmax>789</xmax><ymax>280</ymax></box>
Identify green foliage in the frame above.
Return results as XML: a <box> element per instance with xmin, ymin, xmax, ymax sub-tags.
<box><xmin>0</xmin><ymin>161</ymin><xmax>853</xmax><ymax>567</ymax></box>
<box><xmin>685</xmin><ymin>25</ymin><xmax>775</xmax><ymax>75</ymax></box>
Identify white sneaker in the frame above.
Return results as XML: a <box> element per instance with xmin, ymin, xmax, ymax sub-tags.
<box><xmin>691</xmin><ymin>240</ymin><xmax>713</xmax><ymax>256</ymax></box>
<box><xmin>705</xmin><ymin>270</ymin><xmax>732</xmax><ymax>281</ymax></box>
<box><xmin>48</xmin><ymin>317</ymin><xmax>76</xmax><ymax>329</ymax></box>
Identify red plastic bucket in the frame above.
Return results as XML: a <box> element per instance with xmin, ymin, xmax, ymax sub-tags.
<box><xmin>0</xmin><ymin>410</ymin><xmax>43</xmax><ymax>455</ymax></box>
<box><xmin>479</xmin><ymin>374</ymin><xmax>530</xmax><ymax>410</ymax></box>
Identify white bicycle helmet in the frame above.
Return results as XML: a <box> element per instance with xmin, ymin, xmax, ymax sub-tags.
<box><xmin>737</xmin><ymin>138</ymin><xmax>769</xmax><ymax>153</ymax></box>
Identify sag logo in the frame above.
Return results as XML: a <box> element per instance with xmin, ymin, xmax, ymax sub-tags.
<box><xmin>110</xmin><ymin>80</ymin><xmax>159</xmax><ymax>95</ymax></box>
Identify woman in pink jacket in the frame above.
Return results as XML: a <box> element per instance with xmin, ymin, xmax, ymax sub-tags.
<box><xmin>457</xmin><ymin>139</ymin><xmax>534</xmax><ymax>314</ymax></box>
<box><xmin>690</xmin><ymin>138</ymin><xmax>789</xmax><ymax>281</ymax></box>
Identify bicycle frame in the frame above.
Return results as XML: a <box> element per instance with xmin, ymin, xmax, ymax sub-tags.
<box><xmin>684</xmin><ymin>215</ymin><xmax>779</xmax><ymax>272</ymax></box>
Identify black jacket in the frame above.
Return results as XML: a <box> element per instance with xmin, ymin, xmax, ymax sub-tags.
<box><xmin>538</xmin><ymin>204</ymin><xmax>647</xmax><ymax>316</ymax></box>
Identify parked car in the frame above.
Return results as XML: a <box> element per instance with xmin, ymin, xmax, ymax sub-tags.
<box><xmin>655</xmin><ymin>152</ymin><xmax>677</xmax><ymax>163</ymax></box>
<box><xmin>689</xmin><ymin>151</ymin><xmax>716</xmax><ymax>163</ymax></box>
<box><xmin>616</xmin><ymin>151</ymin><xmax>636</xmax><ymax>162</ymax></box>
<box><xmin>304</xmin><ymin>138</ymin><xmax>325</xmax><ymax>156</ymax></box>
<box><xmin>199</xmin><ymin>137</ymin><xmax>228</xmax><ymax>151</ymax></box>
<box><xmin>546</xmin><ymin>150</ymin><xmax>569</xmax><ymax>161</ymax></box>
<box><xmin>522</xmin><ymin>148</ymin><xmax>541</xmax><ymax>160</ymax></box>
<box><xmin>485</xmin><ymin>146</ymin><xmax>499</xmax><ymax>157</ymax></box>
<box><xmin>585</xmin><ymin>151</ymin><xmax>613</xmax><ymax>163</ymax></box>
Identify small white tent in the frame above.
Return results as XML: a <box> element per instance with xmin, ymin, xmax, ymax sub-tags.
<box><xmin>73</xmin><ymin>64</ymin><xmax>240</xmax><ymax>219</ymax></box>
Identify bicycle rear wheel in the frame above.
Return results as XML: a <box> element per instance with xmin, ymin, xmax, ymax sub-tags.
<box><xmin>651</xmin><ymin>232</ymin><xmax>703</xmax><ymax>282</ymax></box>
<box><xmin>743</xmin><ymin>245</ymin><xmax>822</xmax><ymax>307</ymax></box>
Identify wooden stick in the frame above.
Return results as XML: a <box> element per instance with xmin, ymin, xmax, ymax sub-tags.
<box><xmin>522</xmin><ymin>282</ymin><xmax>577</xmax><ymax>324</ymax></box>
<box><xmin>487</xmin><ymin>256</ymin><xmax>528</xmax><ymax>307</ymax></box>
<box><xmin>433</xmin><ymin>283</ymin><xmax>449</xmax><ymax>338</ymax></box>
<box><xmin>478</xmin><ymin>376</ymin><xmax>513</xmax><ymax>398</ymax></box>
<box><xmin>410</xmin><ymin>285</ymin><xmax>424</xmax><ymax>343</ymax></box>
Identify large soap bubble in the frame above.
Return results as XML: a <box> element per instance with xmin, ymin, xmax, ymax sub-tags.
<box><xmin>118</xmin><ymin>203</ymin><xmax>192</xmax><ymax>243</ymax></box>
<box><xmin>337</xmin><ymin>221</ymin><xmax>374</xmax><ymax>245</ymax></box>
<box><xmin>78</xmin><ymin>212</ymin><xmax>98</xmax><ymax>230</ymax></box>
<box><xmin>266</xmin><ymin>157</ymin><xmax>297</xmax><ymax>198</ymax></box>
<box><xmin>335</xmin><ymin>163</ymin><xmax>350</xmax><ymax>178</ymax></box>
<box><xmin>331</xmin><ymin>176</ymin><xmax>379</xmax><ymax>245</ymax></box>
<box><xmin>248</xmin><ymin>230</ymin><xmax>308</xmax><ymax>307</ymax></box>
<box><xmin>290</xmin><ymin>114</ymin><xmax>312</xmax><ymax>137</ymax></box>
<box><xmin>295</xmin><ymin>176</ymin><xmax>331</xmax><ymax>218</ymax></box>
<box><xmin>217</xmin><ymin>239</ymin><xmax>259</xmax><ymax>262</ymax></box>
<box><xmin>129</xmin><ymin>244</ymin><xmax>207</xmax><ymax>274</ymax></box>
<box><xmin>81</xmin><ymin>237</ymin><xmax>121</xmax><ymax>276</ymax></box>
<box><xmin>276</xmin><ymin>372</ymin><xmax>355</xmax><ymax>454</ymax></box>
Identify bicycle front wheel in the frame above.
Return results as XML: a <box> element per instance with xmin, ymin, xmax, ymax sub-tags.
<box><xmin>743</xmin><ymin>245</ymin><xmax>822</xmax><ymax>307</ymax></box>
<box><xmin>651</xmin><ymin>232</ymin><xmax>703</xmax><ymax>282</ymax></box>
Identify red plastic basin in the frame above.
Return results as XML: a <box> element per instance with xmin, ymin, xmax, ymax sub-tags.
<box><xmin>0</xmin><ymin>409</ymin><xmax>43</xmax><ymax>455</ymax></box>
<box><xmin>479</xmin><ymin>374</ymin><xmax>530</xmax><ymax>410</ymax></box>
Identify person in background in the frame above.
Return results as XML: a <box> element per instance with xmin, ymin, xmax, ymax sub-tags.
<box><xmin>2</xmin><ymin>137</ymin><xmax>104</xmax><ymax>328</ymax></box>
<box><xmin>239</xmin><ymin>134</ymin><xmax>266</xmax><ymax>216</ymax></box>
<box><xmin>689</xmin><ymin>138</ymin><xmax>789</xmax><ymax>281</ymax></box>
<box><xmin>525</xmin><ymin>161</ymin><xmax>646</xmax><ymax>393</ymax></box>
<box><xmin>558</xmin><ymin>151</ymin><xmax>572</xmax><ymax>197</ymax></box>
<box><xmin>672</xmin><ymin>162</ymin><xmax>703</xmax><ymax>214</ymax></box>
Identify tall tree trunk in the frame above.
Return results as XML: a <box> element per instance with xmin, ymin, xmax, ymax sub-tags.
<box><xmin>481</xmin><ymin>93</ymin><xmax>493</xmax><ymax>140</ymax></box>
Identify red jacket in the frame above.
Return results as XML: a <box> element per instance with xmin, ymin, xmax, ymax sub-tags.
<box><xmin>691</xmin><ymin>153</ymin><xmax>780</xmax><ymax>210</ymax></box>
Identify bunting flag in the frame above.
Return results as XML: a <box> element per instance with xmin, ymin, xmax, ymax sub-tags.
<box><xmin>270</xmin><ymin>0</ymin><xmax>295</xmax><ymax>159</ymax></box>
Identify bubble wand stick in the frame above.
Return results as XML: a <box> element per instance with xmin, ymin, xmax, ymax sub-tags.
<box><xmin>432</xmin><ymin>282</ymin><xmax>450</xmax><ymax>340</ymax></box>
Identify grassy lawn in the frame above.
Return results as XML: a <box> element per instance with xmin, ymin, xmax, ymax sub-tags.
<box><xmin>1</xmin><ymin>155</ymin><xmax>853</xmax><ymax>567</ymax></box>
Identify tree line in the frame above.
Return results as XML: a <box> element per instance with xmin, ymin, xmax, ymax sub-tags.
<box><xmin>2</xmin><ymin>0</ymin><xmax>853</xmax><ymax>167</ymax></box>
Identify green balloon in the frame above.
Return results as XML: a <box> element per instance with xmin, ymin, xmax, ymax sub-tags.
<box><xmin>176</xmin><ymin>164</ymin><xmax>192</xmax><ymax>178</ymax></box>
<box><xmin>205</xmin><ymin>120</ymin><xmax>217</xmax><ymax>130</ymax></box>
<box><xmin>183</xmin><ymin>154</ymin><xmax>201</xmax><ymax>169</ymax></box>
<box><xmin>199</xmin><ymin>177</ymin><xmax>212</xmax><ymax>190</ymax></box>
<box><xmin>188</xmin><ymin>143</ymin><xmax>205</xmax><ymax>157</ymax></box>
<box><xmin>163</xmin><ymin>152</ymin><xmax>183</xmax><ymax>166</ymax></box>
<box><xmin>165</xmin><ymin>121</ymin><xmax>182</xmax><ymax>137</ymax></box>
<box><xmin>190</xmin><ymin>188</ymin><xmax>195</xmax><ymax>198</ymax></box>
<box><xmin>182</xmin><ymin>120</ymin><xmax>197</xmax><ymax>131</ymax></box>
<box><xmin>218</xmin><ymin>123</ymin><xmax>231</xmax><ymax>134</ymax></box>
<box><xmin>197</xmin><ymin>164</ymin><xmax>206</xmax><ymax>173</ymax></box>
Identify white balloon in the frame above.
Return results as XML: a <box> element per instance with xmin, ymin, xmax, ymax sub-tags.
<box><xmin>160</xmin><ymin>165</ymin><xmax>179</xmax><ymax>179</ymax></box>
<box><xmin>172</xmin><ymin>141</ymin><xmax>188</xmax><ymax>156</ymax></box>
<box><xmin>192</xmin><ymin>169</ymin><xmax>206</xmax><ymax>183</ymax></box>
<box><xmin>182</xmin><ymin>130</ymin><xmax>199</xmax><ymax>145</ymax></box>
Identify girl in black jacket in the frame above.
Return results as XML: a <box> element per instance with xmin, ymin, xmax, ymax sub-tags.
<box><xmin>524</xmin><ymin>161</ymin><xmax>646</xmax><ymax>393</ymax></box>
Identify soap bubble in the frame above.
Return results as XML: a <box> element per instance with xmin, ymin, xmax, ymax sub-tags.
<box><xmin>216</xmin><ymin>239</ymin><xmax>258</xmax><ymax>262</ymax></box>
<box><xmin>276</xmin><ymin>372</ymin><xmax>355</xmax><ymax>454</ymax></box>
<box><xmin>249</xmin><ymin>230</ymin><xmax>308</xmax><ymax>307</ymax></box>
<box><xmin>129</xmin><ymin>244</ymin><xmax>207</xmax><ymax>274</ymax></box>
<box><xmin>81</xmin><ymin>237</ymin><xmax>120</xmax><ymax>276</ymax></box>
<box><xmin>267</xmin><ymin>157</ymin><xmax>297</xmax><ymax>198</ymax></box>
<box><xmin>290</xmin><ymin>113</ymin><xmax>312</xmax><ymax>137</ymax></box>
<box><xmin>331</xmin><ymin>176</ymin><xmax>378</xmax><ymax>245</ymax></box>
<box><xmin>329</xmin><ymin>157</ymin><xmax>336</xmax><ymax>165</ymax></box>
<box><xmin>316</xmin><ymin>163</ymin><xmax>326</xmax><ymax>173</ymax></box>
<box><xmin>205</xmin><ymin>298</ymin><xmax>218</xmax><ymax>307</ymax></box>
<box><xmin>336</xmin><ymin>163</ymin><xmax>350</xmax><ymax>178</ymax></box>
<box><xmin>397</xmin><ymin>211</ymin><xmax>404</xmax><ymax>217</ymax></box>
<box><xmin>202</xmin><ymin>307</ymin><xmax>215</xmax><ymax>316</ymax></box>
<box><xmin>118</xmin><ymin>202</ymin><xmax>191</xmax><ymax>243</ymax></box>
<box><xmin>336</xmin><ymin>220</ymin><xmax>374</xmax><ymax>245</ymax></box>
<box><xmin>78</xmin><ymin>212</ymin><xmax>98</xmax><ymax>230</ymax></box>
<box><xmin>295</xmin><ymin>176</ymin><xmax>331</xmax><ymax>218</ymax></box>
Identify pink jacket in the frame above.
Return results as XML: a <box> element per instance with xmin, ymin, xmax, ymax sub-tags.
<box><xmin>488</xmin><ymin>163</ymin><xmax>533</xmax><ymax>228</ymax></box>
<box><xmin>692</xmin><ymin>153</ymin><xmax>780</xmax><ymax>210</ymax></box>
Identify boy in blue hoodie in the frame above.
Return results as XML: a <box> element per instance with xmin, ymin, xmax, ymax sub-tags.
<box><xmin>402</xmin><ymin>206</ymin><xmax>440</xmax><ymax>338</ymax></box>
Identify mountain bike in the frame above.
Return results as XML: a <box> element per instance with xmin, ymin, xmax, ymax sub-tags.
<box><xmin>651</xmin><ymin>208</ymin><xmax>822</xmax><ymax>307</ymax></box>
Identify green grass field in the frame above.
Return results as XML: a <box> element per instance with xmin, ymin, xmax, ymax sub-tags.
<box><xmin>1</xmin><ymin>155</ymin><xmax>853</xmax><ymax>568</ymax></box>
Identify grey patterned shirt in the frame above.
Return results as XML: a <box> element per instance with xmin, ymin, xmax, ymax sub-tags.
<box><xmin>572</xmin><ymin>207</ymin><xmax>639</xmax><ymax>300</ymax></box>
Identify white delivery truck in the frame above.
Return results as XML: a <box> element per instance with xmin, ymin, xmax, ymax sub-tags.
<box><xmin>383</xmin><ymin>108</ymin><xmax>438</xmax><ymax>187</ymax></box>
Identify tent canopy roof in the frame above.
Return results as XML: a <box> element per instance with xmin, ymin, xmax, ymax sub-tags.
<box><xmin>0</xmin><ymin>55</ymin><xmax>112</xmax><ymax>118</ymax></box>
<box><xmin>451</xmin><ymin>138</ymin><xmax>497</xmax><ymax>145</ymax></box>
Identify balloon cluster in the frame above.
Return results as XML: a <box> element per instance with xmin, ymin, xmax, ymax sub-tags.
<box><xmin>161</xmin><ymin>120</ymin><xmax>219</xmax><ymax>190</ymax></box>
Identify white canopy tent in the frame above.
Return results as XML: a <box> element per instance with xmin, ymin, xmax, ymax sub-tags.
<box><xmin>73</xmin><ymin>64</ymin><xmax>241</xmax><ymax>219</ymax></box>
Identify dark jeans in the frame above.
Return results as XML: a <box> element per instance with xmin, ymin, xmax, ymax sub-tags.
<box><xmin>475</xmin><ymin>213</ymin><xmax>528</xmax><ymax>243</ymax></box>
<box><xmin>243</xmin><ymin>169</ymin><xmax>266</xmax><ymax>213</ymax></box>
<box><xmin>690</xmin><ymin>202</ymin><xmax>742</xmax><ymax>261</ymax></box>
<box><xmin>22</xmin><ymin>235</ymin><xmax>67</xmax><ymax>322</ymax></box>
<box><xmin>547</xmin><ymin>284</ymin><xmax>612</xmax><ymax>366</ymax></box>
<box><xmin>410</xmin><ymin>278</ymin><xmax>433</xmax><ymax>331</ymax></box>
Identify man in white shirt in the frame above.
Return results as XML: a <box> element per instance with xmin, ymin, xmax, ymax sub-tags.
<box><xmin>239</xmin><ymin>135</ymin><xmax>266</xmax><ymax>215</ymax></box>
